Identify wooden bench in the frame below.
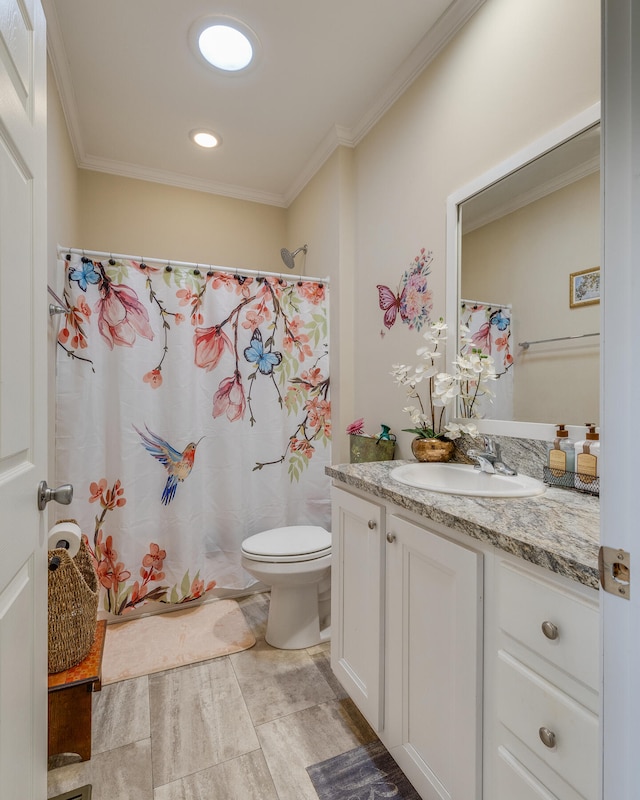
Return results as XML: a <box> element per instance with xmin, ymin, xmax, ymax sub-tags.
<box><xmin>48</xmin><ymin>620</ymin><xmax>107</xmax><ymax>761</ymax></box>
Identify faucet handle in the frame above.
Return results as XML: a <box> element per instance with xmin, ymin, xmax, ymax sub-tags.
<box><xmin>482</xmin><ymin>435</ymin><xmax>496</xmax><ymax>453</ymax></box>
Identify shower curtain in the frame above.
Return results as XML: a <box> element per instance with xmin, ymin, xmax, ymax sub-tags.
<box><xmin>55</xmin><ymin>251</ymin><xmax>331</xmax><ymax>616</ymax></box>
<box><xmin>460</xmin><ymin>300</ymin><xmax>513</xmax><ymax>420</ymax></box>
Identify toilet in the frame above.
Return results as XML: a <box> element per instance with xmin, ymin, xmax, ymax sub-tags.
<box><xmin>241</xmin><ymin>525</ymin><xmax>331</xmax><ymax>650</ymax></box>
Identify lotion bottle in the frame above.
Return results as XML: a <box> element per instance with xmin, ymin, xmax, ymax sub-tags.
<box><xmin>574</xmin><ymin>424</ymin><xmax>600</xmax><ymax>491</ymax></box>
<box><xmin>547</xmin><ymin>424</ymin><xmax>575</xmax><ymax>486</ymax></box>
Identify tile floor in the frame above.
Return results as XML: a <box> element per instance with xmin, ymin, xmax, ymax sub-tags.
<box><xmin>47</xmin><ymin>594</ymin><xmax>378</xmax><ymax>800</ymax></box>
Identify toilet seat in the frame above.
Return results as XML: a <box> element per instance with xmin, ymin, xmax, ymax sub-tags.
<box><xmin>241</xmin><ymin>525</ymin><xmax>331</xmax><ymax>563</ymax></box>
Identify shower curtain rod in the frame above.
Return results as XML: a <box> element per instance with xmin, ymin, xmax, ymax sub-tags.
<box><xmin>57</xmin><ymin>246</ymin><xmax>330</xmax><ymax>285</ymax></box>
<box><xmin>518</xmin><ymin>331</ymin><xmax>599</xmax><ymax>349</ymax></box>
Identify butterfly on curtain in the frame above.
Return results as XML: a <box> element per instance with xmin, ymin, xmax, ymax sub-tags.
<box><xmin>490</xmin><ymin>309</ymin><xmax>510</xmax><ymax>331</ymax></box>
<box><xmin>69</xmin><ymin>258</ymin><xmax>101</xmax><ymax>292</ymax></box>
<box><xmin>243</xmin><ymin>328</ymin><xmax>283</xmax><ymax>375</ymax></box>
<box><xmin>376</xmin><ymin>284</ymin><xmax>408</xmax><ymax>330</ymax></box>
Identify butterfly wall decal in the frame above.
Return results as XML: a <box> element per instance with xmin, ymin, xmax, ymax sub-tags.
<box><xmin>376</xmin><ymin>248</ymin><xmax>434</xmax><ymax>333</ymax></box>
<box><xmin>243</xmin><ymin>328</ymin><xmax>283</xmax><ymax>375</ymax></box>
<box><xmin>376</xmin><ymin>284</ymin><xmax>408</xmax><ymax>330</ymax></box>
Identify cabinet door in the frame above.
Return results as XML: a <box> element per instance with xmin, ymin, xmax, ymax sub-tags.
<box><xmin>386</xmin><ymin>514</ymin><xmax>483</xmax><ymax>800</ymax></box>
<box><xmin>331</xmin><ymin>487</ymin><xmax>385</xmax><ymax>730</ymax></box>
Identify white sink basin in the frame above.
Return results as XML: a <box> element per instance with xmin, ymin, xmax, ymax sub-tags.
<box><xmin>390</xmin><ymin>462</ymin><xmax>546</xmax><ymax>498</ymax></box>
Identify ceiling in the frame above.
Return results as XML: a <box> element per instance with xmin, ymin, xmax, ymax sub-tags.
<box><xmin>44</xmin><ymin>0</ymin><xmax>484</xmax><ymax>207</ymax></box>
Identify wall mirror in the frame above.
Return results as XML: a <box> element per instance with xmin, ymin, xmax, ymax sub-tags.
<box><xmin>446</xmin><ymin>105</ymin><xmax>601</xmax><ymax>436</ymax></box>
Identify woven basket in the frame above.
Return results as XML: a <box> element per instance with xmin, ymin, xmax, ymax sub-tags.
<box><xmin>48</xmin><ymin>536</ymin><xmax>99</xmax><ymax>674</ymax></box>
<box><xmin>349</xmin><ymin>434</ymin><xmax>395</xmax><ymax>463</ymax></box>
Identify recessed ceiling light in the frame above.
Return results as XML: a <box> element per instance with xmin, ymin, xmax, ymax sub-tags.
<box><xmin>190</xmin><ymin>129</ymin><xmax>222</xmax><ymax>149</ymax></box>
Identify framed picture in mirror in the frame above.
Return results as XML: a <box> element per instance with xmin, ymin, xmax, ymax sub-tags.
<box><xmin>570</xmin><ymin>267</ymin><xmax>600</xmax><ymax>308</ymax></box>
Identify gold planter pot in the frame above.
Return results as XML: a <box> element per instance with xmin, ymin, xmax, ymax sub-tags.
<box><xmin>411</xmin><ymin>437</ymin><xmax>455</xmax><ymax>463</ymax></box>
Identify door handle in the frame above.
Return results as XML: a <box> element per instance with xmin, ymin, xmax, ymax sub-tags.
<box><xmin>37</xmin><ymin>481</ymin><xmax>73</xmax><ymax>511</ymax></box>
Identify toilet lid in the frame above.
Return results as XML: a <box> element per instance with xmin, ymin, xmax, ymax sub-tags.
<box><xmin>241</xmin><ymin>525</ymin><xmax>331</xmax><ymax>563</ymax></box>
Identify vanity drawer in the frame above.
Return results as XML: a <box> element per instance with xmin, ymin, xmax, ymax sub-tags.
<box><xmin>498</xmin><ymin>561</ymin><xmax>599</xmax><ymax>690</ymax></box>
<box><xmin>497</xmin><ymin>650</ymin><xmax>598</xmax><ymax>800</ymax></box>
<box><xmin>496</xmin><ymin>745</ymin><xmax>567</xmax><ymax>800</ymax></box>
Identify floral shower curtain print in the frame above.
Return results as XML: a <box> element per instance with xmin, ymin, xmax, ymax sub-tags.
<box><xmin>55</xmin><ymin>252</ymin><xmax>331</xmax><ymax>616</ymax></box>
<box><xmin>460</xmin><ymin>300</ymin><xmax>514</xmax><ymax>420</ymax></box>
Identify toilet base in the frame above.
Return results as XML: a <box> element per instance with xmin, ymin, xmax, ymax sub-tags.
<box><xmin>266</xmin><ymin>584</ymin><xmax>329</xmax><ymax>649</ymax></box>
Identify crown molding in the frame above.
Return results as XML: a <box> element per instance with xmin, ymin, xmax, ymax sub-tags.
<box><xmin>44</xmin><ymin>0</ymin><xmax>486</xmax><ymax>209</ymax></box>
<box><xmin>283</xmin><ymin>0</ymin><xmax>487</xmax><ymax>203</ymax></box>
<box><xmin>282</xmin><ymin>125</ymin><xmax>355</xmax><ymax>207</ymax></box>
<box><xmin>43</xmin><ymin>0</ymin><xmax>85</xmax><ymax>166</ymax></box>
<box><xmin>77</xmin><ymin>154</ymin><xmax>288</xmax><ymax>207</ymax></box>
<box><xmin>463</xmin><ymin>155</ymin><xmax>600</xmax><ymax>233</ymax></box>
<box><xmin>350</xmin><ymin>0</ymin><xmax>487</xmax><ymax>146</ymax></box>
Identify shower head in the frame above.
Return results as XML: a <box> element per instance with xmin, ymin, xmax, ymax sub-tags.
<box><xmin>280</xmin><ymin>244</ymin><xmax>308</xmax><ymax>270</ymax></box>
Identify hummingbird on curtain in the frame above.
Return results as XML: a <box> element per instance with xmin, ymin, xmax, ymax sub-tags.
<box><xmin>133</xmin><ymin>425</ymin><xmax>204</xmax><ymax>505</ymax></box>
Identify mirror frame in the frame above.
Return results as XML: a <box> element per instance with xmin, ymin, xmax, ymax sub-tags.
<box><xmin>445</xmin><ymin>102</ymin><xmax>601</xmax><ymax>441</ymax></box>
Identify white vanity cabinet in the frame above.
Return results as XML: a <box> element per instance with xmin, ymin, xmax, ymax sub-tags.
<box><xmin>486</xmin><ymin>557</ymin><xmax>599</xmax><ymax>800</ymax></box>
<box><xmin>330</xmin><ymin>487</ymin><xmax>385</xmax><ymax>730</ymax></box>
<box><xmin>330</xmin><ymin>482</ymin><xmax>600</xmax><ymax>800</ymax></box>
<box><xmin>384</xmin><ymin>513</ymin><xmax>483</xmax><ymax>800</ymax></box>
<box><xmin>331</xmin><ymin>487</ymin><xmax>484</xmax><ymax>799</ymax></box>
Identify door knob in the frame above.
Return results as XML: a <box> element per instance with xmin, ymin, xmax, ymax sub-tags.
<box><xmin>386</xmin><ymin>533</ymin><xmax>396</xmax><ymax>543</ymax></box>
<box><xmin>37</xmin><ymin>481</ymin><xmax>73</xmax><ymax>511</ymax></box>
<box><xmin>367</xmin><ymin>520</ymin><xmax>377</xmax><ymax>529</ymax></box>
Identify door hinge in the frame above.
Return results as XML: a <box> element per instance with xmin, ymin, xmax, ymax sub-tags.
<box><xmin>598</xmin><ymin>546</ymin><xmax>630</xmax><ymax>599</ymax></box>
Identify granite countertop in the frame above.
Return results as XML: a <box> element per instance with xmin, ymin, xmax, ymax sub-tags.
<box><xmin>326</xmin><ymin>460</ymin><xmax>600</xmax><ymax>590</ymax></box>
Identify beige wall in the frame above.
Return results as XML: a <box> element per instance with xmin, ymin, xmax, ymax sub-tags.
<box><xmin>462</xmin><ymin>172</ymin><xmax>600</xmax><ymax>424</ymax></box>
<box><xmin>287</xmin><ymin>147</ymin><xmax>356</xmax><ymax>462</ymax></box>
<box><xmin>349</xmin><ymin>0</ymin><xmax>600</xmax><ymax>457</ymax></box>
<box><xmin>48</xmin><ymin>59</ymin><xmax>81</xmax><ymax>485</ymax></box>
<box><xmin>76</xmin><ymin>171</ymin><xmax>287</xmax><ymax>274</ymax></box>
<box><xmin>47</xmin><ymin>60</ymin><xmax>80</xmax><ymax>285</ymax></box>
<box><xmin>48</xmin><ymin>0</ymin><xmax>601</xmax><ymax>466</ymax></box>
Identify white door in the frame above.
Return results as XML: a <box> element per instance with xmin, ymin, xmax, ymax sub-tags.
<box><xmin>0</xmin><ymin>0</ymin><xmax>48</xmax><ymax>796</ymax></box>
<box><xmin>601</xmin><ymin>1</ymin><xmax>640</xmax><ymax>797</ymax></box>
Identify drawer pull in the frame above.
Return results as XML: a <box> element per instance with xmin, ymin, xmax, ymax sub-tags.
<box><xmin>541</xmin><ymin>620</ymin><xmax>559</xmax><ymax>640</ymax></box>
<box><xmin>386</xmin><ymin>533</ymin><xmax>396</xmax><ymax>543</ymax></box>
<box><xmin>368</xmin><ymin>520</ymin><xmax>377</xmax><ymax>530</ymax></box>
<box><xmin>539</xmin><ymin>726</ymin><xmax>557</xmax><ymax>749</ymax></box>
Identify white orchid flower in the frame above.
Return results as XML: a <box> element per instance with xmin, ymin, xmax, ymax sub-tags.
<box><xmin>444</xmin><ymin>421</ymin><xmax>479</xmax><ymax>440</ymax></box>
<box><xmin>434</xmin><ymin>372</ymin><xmax>460</xmax><ymax>402</ymax></box>
<box><xmin>392</xmin><ymin>313</ymin><xmax>500</xmax><ymax>438</ymax></box>
<box><xmin>414</xmin><ymin>363</ymin><xmax>439</xmax><ymax>381</ymax></box>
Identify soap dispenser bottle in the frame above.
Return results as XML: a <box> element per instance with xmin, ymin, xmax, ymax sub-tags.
<box><xmin>547</xmin><ymin>424</ymin><xmax>575</xmax><ymax>486</ymax></box>
<box><xmin>574</xmin><ymin>424</ymin><xmax>600</xmax><ymax>491</ymax></box>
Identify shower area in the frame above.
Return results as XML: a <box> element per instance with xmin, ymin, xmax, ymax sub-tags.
<box><xmin>53</xmin><ymin>247</ymin><xmax>331</xmax><ymax>618</ymax></box>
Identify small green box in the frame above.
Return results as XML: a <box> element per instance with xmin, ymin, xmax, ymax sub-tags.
<box><xmin>349</xmin><ymin>434</ymin><xmax>395</xmax><ymax>463</ymax></box>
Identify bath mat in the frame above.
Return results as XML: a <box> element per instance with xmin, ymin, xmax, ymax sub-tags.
<box><xmin>101</xmin><ymin>599</ymin><xmax>256</xmax><ymax>684</ymax></box>
<box><xmin>306</xmin><ymin>740</ymin><xmax>422</xmax><ymax>800</ymax></box>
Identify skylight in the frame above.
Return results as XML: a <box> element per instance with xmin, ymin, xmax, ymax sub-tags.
<box><xmin>198</xmin><ymin>23</ymin><xmax>254</xmax><ymax>72</ymax></box>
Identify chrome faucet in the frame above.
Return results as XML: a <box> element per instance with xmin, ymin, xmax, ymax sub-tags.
<box><xmin>467</xmin><ymin>436</ymin><xmax>517</xmax><ymax>476</ymax></box>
